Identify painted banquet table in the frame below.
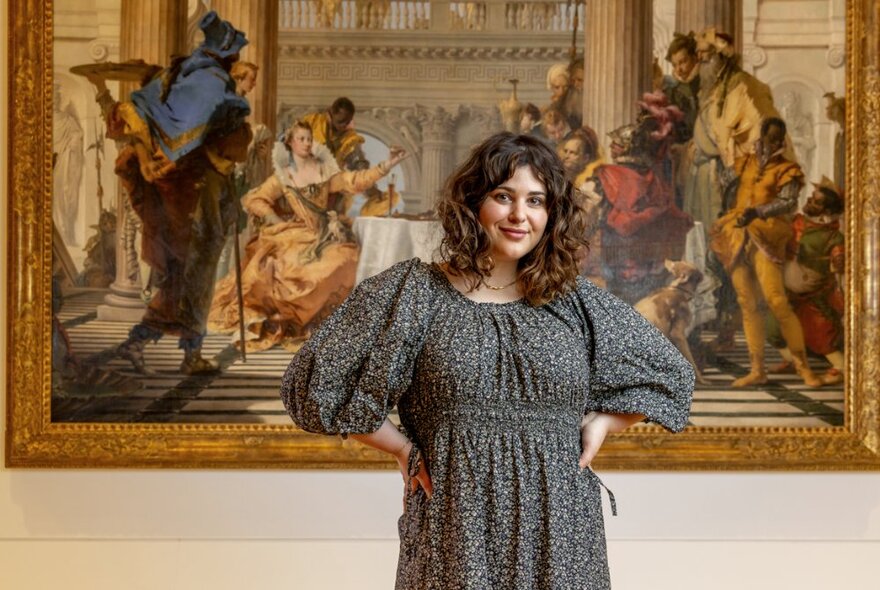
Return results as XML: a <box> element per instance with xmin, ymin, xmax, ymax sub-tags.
<box><xmin>353</xmin><ymin>216</ymin><xmax>444</xmax><ymax>284</ymax></box>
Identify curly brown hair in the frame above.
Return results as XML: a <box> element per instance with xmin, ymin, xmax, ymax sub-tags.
<box><xmin>437</xmin><ymin>132</ymin><xmax>590</xmax><ymax>306</ymax></box>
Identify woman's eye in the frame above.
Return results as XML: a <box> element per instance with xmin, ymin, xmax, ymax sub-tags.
<box><xmin>494</xmin><ymin>193</ymin><xmax>511</xmax><ymax>202</ymax></box>
<box><xmin>528</xmin><ymin>197</ymin><xmax>546</xmax><ymax>206</ymax></box>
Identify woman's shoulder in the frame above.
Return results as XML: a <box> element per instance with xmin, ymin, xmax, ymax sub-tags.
<box><xmin>550</xmin><ymin>275</ymin><xmax>631</xmax><ymax>319</ymax></box>
<box><xmin>558</xmin><ymin>275</ymin><xmax>603</xmax><ymax>304</ymax></box>
<box><xmin>339</xmin><ymin>259</ymin><xmax>442</xmax><ymax>333</ymax></box>
<box><xmin>356</xmin><ymin>258</ymin><xmax>437</xmax><ymax>296</ymax></box>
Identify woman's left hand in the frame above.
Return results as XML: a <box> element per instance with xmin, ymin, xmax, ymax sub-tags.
<box><xmin>394</xmin><ymin>441</ymin><xmax>433</xmax><ymax>509</ymax></box>
<box><xmin>578</xmin><ymin>411</ymin><xmax>647</xmax><ymax>469</ymax></box>
<box><xmin>578</xmin><ymin>412</ymin><xmax>609</xmax><ymax>470</ymax></box>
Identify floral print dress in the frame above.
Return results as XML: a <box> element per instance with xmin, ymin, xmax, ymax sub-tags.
<box><xmin>281</xmin><ymin>259</ymin><xmax>694</xmax><ymax>589</ymax></box>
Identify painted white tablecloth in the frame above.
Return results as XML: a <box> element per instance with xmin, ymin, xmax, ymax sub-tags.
<box><xmin>353</xmin><ymin>217</ymin><xmax>443</xmax><ymax>284</ymax></box>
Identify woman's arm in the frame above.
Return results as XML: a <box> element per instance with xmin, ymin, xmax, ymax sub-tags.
<box><xmin>327</xmin><ymin>146</ymin><xmax>408</xmax><ymax>194</ymax></box>
<box><xmin>578</xmin><ymin>411</ymin><xmax>646</xmax><ymax>469</ymax></box>
<box><xmin>242</xmin><ymin>175</ymin><xmax>284</xmax><ymax>221</ymax></box>
<box><xmin>350</xmin><ymin>419</ymin><xmax>433</xmax><ymax>499</ymax></box>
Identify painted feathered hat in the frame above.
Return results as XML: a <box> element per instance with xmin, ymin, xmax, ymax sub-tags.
<box><xmin>696</xmin><ymin>26</ymin><xmax>735</xmax><ymax>57</ymax></box>
<box><xmin>811</xmin><ymin>175</ymin><xmax>844</xmax><ymax>201</ymax></box>
<box><xmin>199</xmin><ymin>11</ymin><xmax>248</xmax><ymax>59</ymax></box>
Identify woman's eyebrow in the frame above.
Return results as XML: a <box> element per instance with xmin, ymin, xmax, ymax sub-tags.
<box><xmin>493</xmin><ymin>184</ymin><xmax>546</xmax><ymax>196</ymax></box>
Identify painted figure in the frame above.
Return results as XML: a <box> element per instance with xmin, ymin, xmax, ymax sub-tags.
<box><xmin>823</xmin><ymin>92</ymin><xmax>846</xmax><ymax>190</ymax></box>
<box><xmin>686</xmin><ymin>27</ymin><xmax>783</xmax><ymax>350</ymax></box>
<box><xmin>301</xmin><ymin>97</ymin><xmax>368</xmax><ymax>171</ymax></box>
<box><xmin>53</xmin><ymin>83</ymin><xmax>85</xmax><ymax>245</ymax></box>
<box><xmin>662</xmin><ymin>33</ymin><xmax>700</xmax><ymax>144</ymax></box>
<box><xmin>768</xmin><ymin>176</ymin><xmax>845</xmax><ymax>385</ymax></box>
<box><xmin>585</xmin><ymin>92</ymin><xmax>693</xmax><ymax>303</ymax></box>
<box><xmin>561</xmin><ymin>57</ymin><xmax>584</xmax><ymax>129</ymax></box>
<box><xmin>710</xmin><ymin>117</ymin><xmax>822</xmax><ymax>388</ymax></box>
<box><xmin>208</xmin><ymin>120</ymin><xmax>406</xmax><ymax>352</ymax></box>
<box><xmin>77</xmin><ymin>209</ymin><xmax>116</xmax><ymax>288</ymax></box>
<box><xmin>519</xmin><ymin>102</ymin><xmax>545</xmax><ymax>139</ymax></box>
<box><xmin>96</xmin><ymin>11</ymin><xmax>253</xmax><ymax>375</ymax></box>
<box><xmin>780</xmin><ymin>90</ymin><xmax>816</xmax><ymax>181</ymax></box>
<box><xmin>230</xmin><ymin>60</ymin><xmax>258</xmax><ymax>97</ymax></box>
<box><xmin>545</xmin><ymin>62</ymin><xmax>570</xmax><ymax>109</ymax></box>
<box><xmin>558</xmin><ymin>127</ymin><xmax>602</xmax><ymax>188</ymax></box>
<box><xmin>541</xmin><ymin>107</ymin><xmax>571</xmax><ymax>146</ymax></box>
<box><xmin>685</xmin><ymin>28</ymin><xmax>781</xmax><ymax>238</ymax></box>
<box><xmin>215</xmin><ymin>123</ymin><xmax>275</xmax><ymax>281</ymax></box>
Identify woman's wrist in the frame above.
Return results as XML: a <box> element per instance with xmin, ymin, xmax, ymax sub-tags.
<box><xmin>393</xmin><ymin>439</ymin><xmax>413</xmax><ymax>462</ymax></box>
<box><xmin>583</xmin><ymin>411</ymin><xmax>646</xmax><ymax>434</ymax></box>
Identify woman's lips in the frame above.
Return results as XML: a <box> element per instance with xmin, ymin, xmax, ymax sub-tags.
<box><xmin>500</xmin><ymin>227</ymin><xmax>528</xmax><ymax>240</ymax></box>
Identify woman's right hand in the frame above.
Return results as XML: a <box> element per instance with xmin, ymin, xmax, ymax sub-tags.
<box><xmin>385</xmin><ymin>146</ymin><xmax>408</xmax><ymax>169</ymax></box>
<box><xmin>349</xmin><ymin>420</ymin><xmax>433</xmax><ymax>511</ymax></box>
<box><xmin>394</xmin><ymin>441</ymin><xmax>433</xmax><ymax>508</ymax></box>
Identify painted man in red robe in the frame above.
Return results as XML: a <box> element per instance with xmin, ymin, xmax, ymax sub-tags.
<box><xmin>582</xmin><ymin>92</ymin><xmax>694</xmax><ymax>303</ymax></box>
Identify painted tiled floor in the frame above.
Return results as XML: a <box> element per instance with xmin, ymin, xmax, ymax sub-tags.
<box><xmin>53</xmin><ymin>290</ymin><xmax>844</xmax><ymax>427</ymax></box>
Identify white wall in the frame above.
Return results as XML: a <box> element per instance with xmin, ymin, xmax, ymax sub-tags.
<box><xmin>2</xmin><ymin>6</ymin><xmax>880</xmax><ymax>590</ymax></box>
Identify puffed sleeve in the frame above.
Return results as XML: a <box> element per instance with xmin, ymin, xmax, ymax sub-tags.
<box><xmin>573</xmin><ymin>277</ymin><xmax>695</xmax><ymax>432</ymax></box>
<box><xmin>280</xmin><ymin>259</ymin><xmax>434</xmax><ymax>435</ymax></box>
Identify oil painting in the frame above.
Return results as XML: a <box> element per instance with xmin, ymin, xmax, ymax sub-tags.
<box><xmin>6</xmin><ymin>0</ymin><xmax>880</xmax><ymax>468</ymax></box>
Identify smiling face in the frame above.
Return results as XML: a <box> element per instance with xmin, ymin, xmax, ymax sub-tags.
<box><xmin>287</xmin><ymin>126</ymin><xmax>314</xmax><ymax>158</ymax></box>
<box><xmin>478</xmin><ymin>165</ymin><xmax>550</xmax><ymax>265</ymax></box>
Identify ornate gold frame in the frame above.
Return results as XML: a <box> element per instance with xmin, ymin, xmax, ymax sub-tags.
<box><xmin>5</xmin><ymin>0</ymin><xmax>880</xmax><ymax>469</ymax></box>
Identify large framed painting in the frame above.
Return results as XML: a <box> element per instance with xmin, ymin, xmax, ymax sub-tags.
<box><xmin>6</xmin><ymin>0</ymin><xmax>880</xmax><ymax>468</ymax></box>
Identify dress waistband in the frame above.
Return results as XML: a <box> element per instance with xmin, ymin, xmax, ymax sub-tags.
<box><xmin>417</xmin><ymin>403</ymin><xmax>582</xmax><ymax>434</ymax></box>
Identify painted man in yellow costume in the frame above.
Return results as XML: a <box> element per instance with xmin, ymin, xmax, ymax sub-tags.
<box><xmin>302</xmin><ymin>97</ymin><xmax>367</xmax><ymax>171</ymax></box>
<box><xmin>710</xmin><ymin>117</ymin><xmax>822</xmax><ymax>387</ymax></box>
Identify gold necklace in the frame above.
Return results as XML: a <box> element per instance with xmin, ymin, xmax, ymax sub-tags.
<box><xmin>482</xmin><ymin>277</ymin><xmax>518</xmax><ymax>290</ymax></box>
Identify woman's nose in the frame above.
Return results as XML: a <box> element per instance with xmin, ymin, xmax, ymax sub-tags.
<box><xmin>509</xmin><ymin>202</ymin><xmax>526</xmax><ymax>221</ymax></box>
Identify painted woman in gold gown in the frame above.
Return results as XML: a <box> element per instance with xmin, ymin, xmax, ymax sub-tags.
<box><xmin>208</xmin><ymin>120</ymin><xmax>406</xmax><ymax>351</ymax></box>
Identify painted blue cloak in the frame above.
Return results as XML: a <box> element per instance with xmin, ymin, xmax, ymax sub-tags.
<box><xmin>130</xmin><ymin>49</ymin><xmax>251</xmax><ymax>162</ymax></box>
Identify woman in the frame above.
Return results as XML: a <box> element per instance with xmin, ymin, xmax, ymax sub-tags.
<box><xmin>281</xmin><ymin>133</ymin><xmax>694</xmax><ymax>588</ymax></box>
<box><xmin>208</xmin><ymin>120</ymin><xmax>406</xmax><ymax>351</ymax></box>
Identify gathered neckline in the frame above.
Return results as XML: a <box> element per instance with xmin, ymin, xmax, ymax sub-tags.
<box><xmin>425</xmin><ymin>262</ymin><xmax>527</xmax><ymax>308</ymax></box>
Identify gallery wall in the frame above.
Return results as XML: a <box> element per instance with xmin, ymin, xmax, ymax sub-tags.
<box><xmin>4</xmin><ymin>3</ymin><xmax>880</xmax><ymax>589</ymax></box>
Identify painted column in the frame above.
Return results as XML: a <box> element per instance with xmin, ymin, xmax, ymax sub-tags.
<box><xmin>97</xmin><ymin>0</ymin><xmax>186</xmax><ymax>321</ymax></box>
<box><xmin>583</xmin><ymin>0</ymin><xmax>653</xmax><ymax>145</ymax></box>
<box><xmin>417</xmin><ymin>106</ymin><xmax>456</xmax><ymax>210</ymax></box>
<box><xmin>676</xmin><ymin>0</ymin><xmax>742</xmax><ymax>51</ymax></box>
<box><xmin>211</xmin><ymin>0</ymin><xmax>280</xmax><ymax>133</ymax></box>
